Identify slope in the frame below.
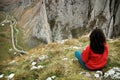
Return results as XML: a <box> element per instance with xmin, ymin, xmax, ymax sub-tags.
<box><xmin>0</xmin><ymin>37</ymin><xmax>120</xmax><ymax>80</ymax></box>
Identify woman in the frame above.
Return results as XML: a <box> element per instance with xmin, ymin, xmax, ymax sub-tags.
<box><xmin>75</xmin><ymin>28</ymin><xmax>108</xmax><ymax>70</ymax></box>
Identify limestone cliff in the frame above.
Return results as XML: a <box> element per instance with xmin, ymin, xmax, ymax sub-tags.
<box><xmin>0</xmin><ymin>0</ymin><xmax>120</xmax><ymax>48</ymax></box>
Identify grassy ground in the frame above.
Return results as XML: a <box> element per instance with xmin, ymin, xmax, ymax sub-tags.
<box><xmin>0</xmin><ymin>11</ymin><xmax>28</xmax><ymax>64</ymax></box>
<box><xmin>0</xmin><ymin>11</ymin><xmax>13</xmax><ymax>62</ymax></box>
<box><xmin>0</xmin><ymin>37</ymin><xmax>120</xmax><ymax>80</ymax></box>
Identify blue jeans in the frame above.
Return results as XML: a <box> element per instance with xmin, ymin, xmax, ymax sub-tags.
<box><xmin>74</xmin><ymin>50</ymin><xmax>88</xmax><ymax>70</ymax></box>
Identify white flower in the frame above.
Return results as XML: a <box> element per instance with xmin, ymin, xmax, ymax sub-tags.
<box><xmin>7</xmin><ymin>73</ymin><xmax>15</xmax><ymax>79</ymax></box>
<box><xmin>0</xmin><ymin>74</ymin><xmax>4</xmax><ymax>78</ymax></box>
<box><xmin>32</xmin><ymin>62</ymin><xmax>37</xmax><ymax>66</ymax></box>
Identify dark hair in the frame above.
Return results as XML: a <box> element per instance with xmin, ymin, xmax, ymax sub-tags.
<box><xmin>90</xmin><ymin>28</ymin><xmax>106</xmax><ymax>54</ymax></box>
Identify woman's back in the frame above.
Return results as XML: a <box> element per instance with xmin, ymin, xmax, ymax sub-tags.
<box><xmin>82</xmin><ymin>43</ymin><xmax>108</xmax><ymax>70</ymax></box>
<box><xmin>75</xmin><ymin>28</ymin><xmax>108</xmax><ymax>70</ymax></box>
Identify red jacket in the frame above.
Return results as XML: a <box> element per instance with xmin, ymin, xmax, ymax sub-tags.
<box><xmin>81</xmin><ymin>43</ymin><xmax>108</xmax><ymax>70</ymax></box>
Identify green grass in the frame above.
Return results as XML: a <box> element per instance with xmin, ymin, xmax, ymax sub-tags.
<box><xmin>15</xmin><ymin>26</ymin><xmax>29</xmax><ymax>50</ymax></box>
<box><xmin>0</xmin><ymin>12</ymin><xmax>13</xmax><ymax>63</ymax></box>
<box><xmin>0</xmin><ymin>12</ymin><xmax>28</xmax><ymax>64</ymax></box>
<box><xmin>0</xmin><ymin>37</ymin><xmax>120</xmax><ymax>80</ymax></box>
<box><xmin>105</xmin><ymin>38</ymin><xmax>120</xmax><ymax>70</ymax></box>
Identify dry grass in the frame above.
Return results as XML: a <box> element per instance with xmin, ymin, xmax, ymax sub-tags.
<box><xmin>0</xmin><ymin>37</ymin><xmax>120</xmax><ymax>80</ymax></box>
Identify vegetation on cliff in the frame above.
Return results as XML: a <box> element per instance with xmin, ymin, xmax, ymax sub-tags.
<box><xmin>0</xmin><ymin>36</ymin><xmax>120</xmax><ymax>80</ymax></box>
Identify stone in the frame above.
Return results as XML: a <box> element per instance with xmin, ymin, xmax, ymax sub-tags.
<box><xmin>62</xmin><ymin>58</ymin><xmax>68</xmax><ymax>61</ymax></box>
<box><xmin>38</xmin><ymin>55</ymin><xmax>48</xmax><ymax>61</ymax></box>
<box><xmin>31</xmin><ymin>62</ymin><xmax>36</xmax><ymax>66</ymax></box>
<box><xmin>1</xmin><ymin>24</ymin><xmax>5</xmax><ymax>26</ymax></box>
<box><xmin>31</xmin><ymin>66</ymin><xmax>38</xmax><ymax>70</ymax></box>
<box><xmin>0</xmin><ymin>74</ymin><xmax>4</xmax><ymax>78</ymax></box>
<box><xmin>104</xmin><ymin>67</ymin><xmax>120</xmax><ymax>79</ymax></box>
<box><xmin>7</xmin><ymin>73</ymin><xmax>15</xmax><ymax>79</ymax></box>
<box><xmin>94</xmin><ymin>73</ymin><xmax>100</xmax><ymax>78</ymax></box>
<box><xmin>46</xmin><ymin>76</ymin><xmax>56</xmax><ymax>80</ymax></box>
<box><xmin>37</xmin><ymin>65</ymin><xmax>44</xmax><ymax>69</ymax></box>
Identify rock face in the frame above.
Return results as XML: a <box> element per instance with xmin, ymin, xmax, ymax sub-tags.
<box><xmin>20</xmin><ymin>0</ymin><xmax>52</xmax><ymax>48</ymax></box>
<box><xmin>1</xmin><ymin>0</ymin><xmax>120</xmax><ymax>48</ymax></box>
<box><xmin>45</xmin><ymin>0</ymin><xmax>90</xmax><ymax>42</ymax></box>
<box><xmin>88</xmin><ymin>0</ymin><xmax>120</xmax><ymax>38</ymax></box>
